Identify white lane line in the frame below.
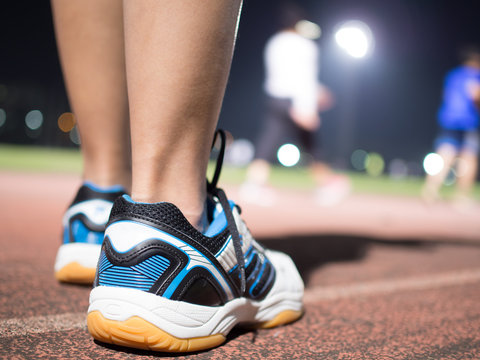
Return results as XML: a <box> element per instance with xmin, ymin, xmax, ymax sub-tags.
<box><xmin>2</xmin><ymin>269</ymin><xmax>480</xmax><ymax>337</ymax></box>
<box><xmin>0</xmin><ymin>312</ymin><xmax>85</xmax><ymax>338</ymax></box>
<box><xmin>304</xmin><ymin>268</ymin><xmax>480</xmax><ymax>304</ymax></box>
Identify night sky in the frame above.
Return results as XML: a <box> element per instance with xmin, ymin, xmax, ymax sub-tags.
<box><xmin>1</xmin><ymin>0</ymin><xmax>480</xmax><ymax>169</ymax></box>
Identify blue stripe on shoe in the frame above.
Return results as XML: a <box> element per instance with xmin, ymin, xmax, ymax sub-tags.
<box><xmin>98</xmin><ymin>251</ymin><xmax>112</xmax><ymax>273</ymax></box>
<box><xmin>244</xmin><ymin>246</ymin><xmax>255</xmax><ymax>267</ymax></box>
<box><xmin>121</xmin><ymin>194</ymin><xmax>161</xmax><ymax>205</ymax></box>
<box><xmin>214</xmin><ymin>235</ymin><xmax>232</xmax><ymax>257</ymax></box>
<box><xmin>204</xmin><ymin>200</ymin><xmax>236</xmax><ymax>237</ymax></box>
<box><xmin>249</xmin><ymin>259</ymin><xmax>267</xmax><ymax>295</ymax></box>
<box><xmin>105</xmin><ymin>220</ymin><xmax>235</xmax><ymax>299</ymax></box>
<box><xmin>255</xmin><ymin>260</ymin><xmax>275</xmax><ymax>296</ymax></box>
<box><xmin>132</xmin><ymin>256</ymin><xmax>170</xmax><ymax>279</ymax></box>
<box><xmin>98</xmin><ymin>251</ymin><xmax>171</xmax><ymax>291</ymax></box>
<box><xmin>62</xmin><ymin>227</ymin><xmax>69</xmax><ymax>244</ymax></box>
<box><xmin>83</xmin><ymin>181</ymin><xmax>125</xmax><ymax>193</ymax></box>
<box><xmin>162</xmin><ymin>265</ymin><xmax>220</xmax><ymax>299</ymax></box>
<box><xmin>70</xmin><ymin>219</ymin><xmax>104</xmax><ymax>244</ymax></box>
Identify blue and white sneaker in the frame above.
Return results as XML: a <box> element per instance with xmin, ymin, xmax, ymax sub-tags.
<box><xmin>86</xmin><ymin>131</ymin><xmax>304</xmax><ymax>352</ymax></box>
<box><xmin>54</xmin><ymin>182</ymin><xmax>126</xmax><ymax>284</ymax></box>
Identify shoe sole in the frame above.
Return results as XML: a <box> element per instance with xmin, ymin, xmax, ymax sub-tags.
<box><xmin>87</xmin><ymin>311</ymin><xmax>227</xmax><ymax>352</ymax></box>
<box><xmin>87</xmin><ymin>309</ymin><xmax>302</xmax><ymax>352</ymax></box>
<box><xmin>55</xmin><ymin>262</ymin><xmax>97</xmax><ymax>284</ymax></box>
<box><xmin>87</xmin><ymin>251</ymin><xmax>304</xmax><ymax>352</ymax></box>
<box><xmin>54</xmin><ymin>243</ymin><xmax>101</xmax><ymax>284</ymax></box>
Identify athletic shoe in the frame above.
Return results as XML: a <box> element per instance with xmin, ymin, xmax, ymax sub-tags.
<box><xmin>54</xmin><ymin>182</ymin><xmax>126</xmax><ymax>284</ymax></box>
<box><xmin>86</xmin><ymin>131</ymin><xmax>304</xmax><ymax>352</ymax></box>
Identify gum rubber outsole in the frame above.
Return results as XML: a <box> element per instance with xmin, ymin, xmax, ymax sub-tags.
<box><xmin>55</xmin><ymin>262</ymin><xmax>96</xmax><ymax>284</ymax></box>
<box><xmin>87</xmin><ymin>308</ymin><xmax>303</xmax><ymax>353</ymax></box>
<box><xmin>87</xmin><ymin>311</ymin><xmax>226</xmax><ymax>353</ymax></box>
<box><xmin>256</xmin><ymin>309</ymin><xmax>303</xmax><ymax>329</ymax></box>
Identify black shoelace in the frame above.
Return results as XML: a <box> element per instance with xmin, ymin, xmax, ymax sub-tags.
<box><xmin>207</xmin><ymin>129</ymin><xmax>246</xmax><ymax>296</ymax></box>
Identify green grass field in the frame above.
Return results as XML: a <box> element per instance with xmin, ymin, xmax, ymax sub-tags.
<box><xmin>0</xmin><ymin>145</ymin><xmax>82</xmax><ymax>173</ymax></box>
<box><xmin>1</xmin><ymin>144</ymin><xmax>479</xmax><ymax>198</ymax></box>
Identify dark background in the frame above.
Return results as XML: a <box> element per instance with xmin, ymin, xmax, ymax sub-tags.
<box><xmin>1</xmin><ymin>0</ymin><xmax>479</xmax><ymax>171</ymax></box>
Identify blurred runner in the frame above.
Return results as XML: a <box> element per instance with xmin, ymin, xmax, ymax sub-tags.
<box><xmin>423</xmin><ymin>46</ymin><xmax>480</xmax><ymax>205</ymax></box>
<box><xmin>241</xmin><ymin>2</ymin><xmax>350</xmax><ymax>207</ymax></box>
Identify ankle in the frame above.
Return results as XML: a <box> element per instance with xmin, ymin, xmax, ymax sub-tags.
<box><xmin>182</xmin><ymin>205</ymin><xmax>208</xmax><ymax>233</ymax></box>
<box><xmin>82</xmin><ymin>172</ymin><xmax>131</xmax><ymax>192</ymax></box>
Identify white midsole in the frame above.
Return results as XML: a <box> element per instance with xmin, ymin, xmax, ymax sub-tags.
<box><xmin>88</xmin><ymin>250</ymin><xmax>304</xmax><ymax>339</ymax></box>
<box><xmin>54</xmin><ymin>243</ymin><xmax>102</xmax><ymax>271</ymax></box>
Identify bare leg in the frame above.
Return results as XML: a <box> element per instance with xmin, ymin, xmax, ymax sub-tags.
<box><xmin>310</xmin><ymin>161</ymin><xmax>334</xmax><ymax>186</ymax></box>
<box><xmin>311</xmin><ymin>161</ymin><xmax>351</xmax><ymax>206</ymax></box>
<box><xmin>123</xmin><ymin>0</ymin><xmax>242</xmax><ymax>227</ymax></box>
<box><xmin>456</xmin><ymin>151</ymin><xmax>478</xmax><ymax>198</ymax></box>
<box><xmin>245</xmin><ymin>159</ymin><xmax>271</xmax><ymax>186</ymax></box>
<box><xmin>51</xmin><ymin>0</ymin><xmax>131</xmax><ymax>189</ymax></box>
<box><xmin>422</xmin><ymin>144</ymin><xmax>457</xmax><ymax>201</ymax></box>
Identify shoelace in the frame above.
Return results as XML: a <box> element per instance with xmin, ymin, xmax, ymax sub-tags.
<box><xmin>207</xmin><ymin>129</ymin><xmax>246</xmax><ymax>296</ymax></box>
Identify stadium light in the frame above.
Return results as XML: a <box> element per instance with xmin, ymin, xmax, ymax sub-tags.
<box><xmin>423</xmin><ymin>153</ymin><xmax>444</xmax><ymax>176</ymax></box>
<box><xmin>335</xmin><ymin>20</ymin><xmax>373</xmax><ymax>59</ymax></box>
<box><xmin>277</xmin><ymin>143</ymin><xmax>300</xmax><ymax>167</ymax></box>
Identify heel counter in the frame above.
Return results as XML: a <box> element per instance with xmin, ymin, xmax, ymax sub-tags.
<box><xmin>99</xmin><ymin>220</ymin><xmax>231</xmax><ymax>306</ymax></box>
<box><xmin>95</xmin><ymin>222</ymin><xmax>189</xmax><ymax>297</ymax></box>
<box><xmin>63</xmin><ymin>199</ymin><xmax>113</xmax><ymax>244</ymax></box>
<box><xmin>96</xmin><ymin>244</ymin><xmax>172</xmax><ymax>292</ymax></box>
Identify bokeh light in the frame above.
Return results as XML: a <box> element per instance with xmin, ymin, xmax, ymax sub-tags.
<box><xmin>0</xmin><ymin>108</ymin><xmax>6</xmax><ymax>127</ymax></box>
<box><xmin>388</xmin><ymin>158</ymin><xmax>408</xmax><ymax>180</ymax></box>
<box><xmin>58</xmin><ymin>112</ymin><xmax>76</xmax><ymax>133</ymax></box>
<box><xmin>25</xmin><ymin>110</ymin><xmax>43</xmax><ymax>130</ymax></box>
<box><xmin>277</xmin><ymin>143</ymin><xmax>300</xmax><ymax>167</ymax></box>
<box><xmin>335</xmin><ymin>20</ymin><xmax>373</xmax><ymax>58</ymax></box>
<box><xmin>351</xmin><ymin>149</ymin><xmax>368</xmax><ymax>171</ymax></box>
<box><xmin>365</xmin><ymin>152</ymin><xmax>385</xmax><ymax>176</ymax></box>
<box><xmin>423</xmin><ymin>153</ymin><xmax>444</xmax><ymax>176</ymax></box>
<box><xmin>295</xmin><ymin>20</ymin><xmax>321</xmax><ymax>40</ymax></box>
<box><xmin>225</xmin><ymin>139</ymin><xmax>255</xmax><ymax>166</ymax></box>
<box><xmin>444</xmin><ymin>169</ymin><xmax>456</xmax><ymax>186</ymax></box>
<box><xmin>69</xmin><ymin>126</ymin><xmax>81</xmax><ymax>145</ymax></box>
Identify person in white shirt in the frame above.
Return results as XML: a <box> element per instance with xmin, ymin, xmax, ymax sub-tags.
<box><xmin>264</xmin><ymin>28</ymin><xmax>320</xmax><ymax>131</ymax></box>
<box><xmin>242</xmin><ymin>3</ymin><xmax>349</xmax><ymax>206</ymax></box>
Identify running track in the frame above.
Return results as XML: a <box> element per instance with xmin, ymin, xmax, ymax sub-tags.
<box><xmin>1</xmin><ymin>171</ymin><xmax>480</xmax><ymax>359</ymax></box>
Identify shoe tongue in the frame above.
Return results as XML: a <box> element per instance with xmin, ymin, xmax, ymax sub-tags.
<box><xmin>203</xmin><ymin>199</ymin><xmax>236</xmax><ymax>237</ymax></box>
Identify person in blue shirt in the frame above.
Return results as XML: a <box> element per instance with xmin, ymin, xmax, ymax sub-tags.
<box><xmin>423</xmin><ymin>46</ymin><xmax>480</xmax><ymax>203</ymax></box>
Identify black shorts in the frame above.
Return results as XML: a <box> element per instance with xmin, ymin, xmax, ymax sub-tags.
<box><xmin>434</xmin><ymin>128</ymin><xmax>479</xmax><ymax>154</ymax></box>
<box><xmin>254</xmin><ymin>96</ymin><xmax>322</xmax><ymax>163</ymax></box>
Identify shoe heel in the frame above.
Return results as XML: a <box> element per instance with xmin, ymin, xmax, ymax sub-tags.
<box><xmin>87</xmin><ymin>311</ymin><xmax>226</xmax><ymax>352</ymax></box>
<box><xmin>55</xmin><ymin>262</ymin><xmax>96</xmax><ymax>284</ymax></box>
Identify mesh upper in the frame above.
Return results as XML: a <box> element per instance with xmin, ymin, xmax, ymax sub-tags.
<box><xmin>109</xmin><ymin>196</ymin><xmax>229</xmax><ymax>255</ymax></box>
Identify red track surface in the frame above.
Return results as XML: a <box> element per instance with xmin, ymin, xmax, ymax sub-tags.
<box><xmin>1</xmin><ymin>171</ymin><xmax>480</xmax><ymax>359</ymax></box>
